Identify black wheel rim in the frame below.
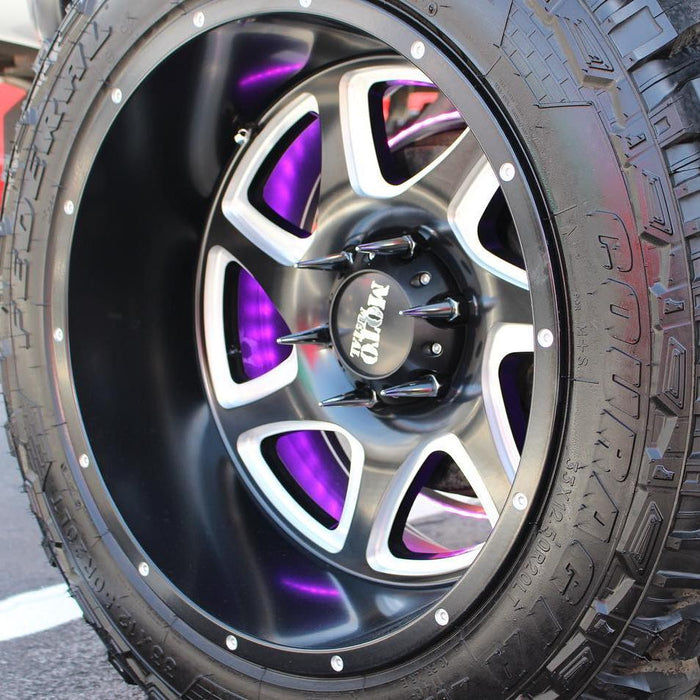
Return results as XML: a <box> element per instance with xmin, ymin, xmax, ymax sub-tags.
<box><xmin>59</xmin><ymin>3</ymin><xmax>565</xmax><ymax>680</ymax></box>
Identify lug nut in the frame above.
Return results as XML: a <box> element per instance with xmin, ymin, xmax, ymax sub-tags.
<box><xmin>277</xmin><ymin>325</ymin><xmax>331</xmax><ymax>347</ymax></box>
<box><xmin>429</xmin><ymin>343</ymin><xmax>443</xmax><ymax>356</ymax></box>
<box><xmin>380</xmin><ymin>375</ymin><xmax>440</xmax><ymax>400</ymax></box>
<box><xmin>400</xmin><ymin>298</ymin><xmax>460</xmax><ymax>322</ymax></box>
<box><xmin>296</xmin><ymin>251</ymin><xmax>353</xmax><ymax>272</ymax></box>
<box><xmin>356</xmin><ymin>235</ymin><xmax>415</xmax><ymax>258</ymax></box>
<box><xmin>319</xmin><ymin>388</ymin><xmax>378</xmax><ymax>408</ymax></box>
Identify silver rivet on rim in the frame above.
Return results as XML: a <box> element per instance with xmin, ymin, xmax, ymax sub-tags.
<box><xmin>53</xmin><ymin>327</ymin><xmax>64</xmax><ymax>342</ymax></box>
<box><xmin>63</xmin><ymin>200</ymin><xmax>74</xmax><ymax>215</ymax></box>
<box><xmin>225</xmin><ymin>635</ymin><xmax>238</xmax><ymax>651</ymax></box>
<box><xmin>193</xmin><ymin>11</ymin><xmax>205</xmax><ymax>28</ymax></box>
<box><xmin>78</xmin><ymin>453</ymin><xmax>90</xmax><ymax>469</ymax></box>
<box><xmin>513</xmin><ymin>492</ymin><xmax>528</xmax><ymax>510</ymax></box>
<box><xmin>234</xmin><ymin>128</ymin><xmax>250</xmax><ymax>146</ymax></box>
<box><xmin>435</xmin><ymin>608</ymin><xmax>449</xmax><ymax>626</ymax></box>
<box><xmin>330</xmin><ymin>655</ymin><xmax>344</xmax><ymax>672</ymax></box>
<box><xmin>537</xmin><ymin>328</ymin><xmax>554</xmax><ymax>348</ymax></box>
<box><xmin>411</xmin><ymin>41</ymin><xmax>426</xmax><ymax>60</ymax></box>
<box><xmin>499</xmin><ymin>162</ymin><xmax>516</xmax><ymax>182</ymax></box>
<box><xmin>111</xmin><ymin>88</ymin><xmax>122</xmax><ymax>104</ymax></box>
<box><xmin>138</xmin><ymin>561</ymin><xmax>150</xmax><ymax>577</ymax></box>
<box><xmin>430</xmin><ymin>343</ymin><xmax>443</xmax><ymax>356</ymax></box>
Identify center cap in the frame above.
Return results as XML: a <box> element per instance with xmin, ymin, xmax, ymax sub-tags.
<box><xmin>330</xmin><ymin>270</ymin><xmax>414</xmax><ymax>379</ymax></box>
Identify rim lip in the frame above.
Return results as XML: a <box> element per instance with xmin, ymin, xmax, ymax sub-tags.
<box><xmin>44</xmin><ymin>0</ymin><xmax>567</xmax><ymax>683</ymax></box>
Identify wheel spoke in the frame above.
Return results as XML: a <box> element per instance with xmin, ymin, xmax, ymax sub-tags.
<box><xmin>206</xmin><ymin>213</ymin><xmax>299</xmax><ymax>309</ymax></box>
<box><xmin>396</xmin><ymin>126</ymin><xmax>481</xmax><ymax>206</ymax></box>
<box><xmin>221</xmin><ymin>92</ymin><xmax>321</xmax><ymax>265</ymax></box>
<box><xmin>342</xmin><ymin>455</ymin><xmax>408</xmax><ymax>571</ymax></box>
<box><xmin>236</xmin><ymin>419</ymin><xmax>365</xmax><ymax>554</ymax></box>
<box><xmin>338</xmin><ymin>60</ymin><xmax>458</xmax><ymax>200</ymax></box>
<box><xmin>485</xmin><ymin>273</ymin><xmax>533</xmax><ymax>327</ymax></box>
<box><xmin>447</xmin><ymin>157</ymin><xmax>529</xmax><ymax>290</ymax></box>
<box><xmin>312</xmin><ymin>80</ymin><xmax>355</xmax><ymax>222</ymax></box>
<box><xmin>366</xmin><ymin>434</ymin><xmax>503</xmax><ymax>577</ymax></box>
<box><xmin>219</xmin><ymin>381</ymin><xmax>300</xmax><ymax>436</ymax></box>
<box><xmin>481</xmin><ymin>322</ymin><xmax>534</xmax><ymax>478</ymax></box>
<box><xmin>202</xmin><ymin>246</ymin><xmax>298</xmax><ymax>409</ymax></box>
<box><xmin>457</xmin><ymin>410</ymin><xmax>514</xmax><ymax>512</ymax></box>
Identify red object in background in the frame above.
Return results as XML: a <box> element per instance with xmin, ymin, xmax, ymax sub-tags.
<box><xmin>0</xmin><ymin>81</ymin><xmax>29</xmax><ymax>202</ymax></box>
<box><xmin>382</xmin><ymin>89</ymin><xmax>440</xmax><ymax>122</ymax></box>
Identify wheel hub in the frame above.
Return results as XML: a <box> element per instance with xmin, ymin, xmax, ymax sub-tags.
<box><xmin>327</xmin><ymin>235</ymin><xmax>469</xmax><ymax>401</ymax></box>
<box><xmin>330</xmin><ymin>270</ymin><xmax>414</xmax><ymax>379</ymax></box>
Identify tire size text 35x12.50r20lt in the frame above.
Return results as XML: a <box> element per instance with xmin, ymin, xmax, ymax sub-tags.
<box><xmin>1</xmin><ymin>0</ymin><xmax>699</xmax><ymax>697</ymax></box>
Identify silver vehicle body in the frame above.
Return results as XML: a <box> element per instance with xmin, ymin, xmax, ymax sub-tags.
<box><xmin>0</xmin><ymin>0</ymin><xmax>64</xmax><ymax>49</ymax></box>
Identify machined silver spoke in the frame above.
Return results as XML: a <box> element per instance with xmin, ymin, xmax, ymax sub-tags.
<box><xmin>485</xmin><ymin>271</ymin><xmax>533</xmax><ymax>326</ymax></box>
<box><xmin>202</xmin><ymin>245</ymin><xmax>298</xmax><ymax>409</ymax></box>
<box><xmin>236</xmin><ymin>420</ymin><xmax>365</xmax><ymax>554</ymax></box>
<box><xmin>481</xmin><ymin>322</ymin><xmax>534</xmax><ymax>479</ymax></box>
<box><xmin>392</xmin><ymin>125</ymin><xmax>483</xmax><ymax>209</ymax></box>
<box><xmin>366</xmin><ymin>434</ymin><xmax>502</xmax><ymax>578</ymax></box>
<box><xmin>448</xmin><ymin>157</ymin><xmax>528</xmax><ymax>290</ymax></box>
<box><xmin>338</xmin><ymin>60</ymin><xmax>467</xmax><ymax>200</ymax></box>
<box><xmin>458</xmin><ymin>407</ymin><xmax>515</xmax><ymax>511</ymax></box>
<box><xmin>312</xmin><ymin>79</ymin><xmax>356</xmax><ymax>224</ymax></box>
<box><xmin>221</xmin><ymin>92</ymin><xmax>321</xmax><ymax>265</ymax></box>
<box><xmin>340</xmin><ymin>459</ymin><xmax>402</xmax><ymax>573</ymax></box>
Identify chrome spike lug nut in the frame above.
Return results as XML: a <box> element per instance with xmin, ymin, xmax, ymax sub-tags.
<box><xmin>295</xmin><ymin>251</ymin><xmax>353</xmax><ymax>272</ymax></box>
<box><xmin>380</xmin><ymin>375</ymin><xmax>441</xmax><ymax>400</ymax></box>
<box><xmin>319</xmin><ymin>388</ymin><xmax>378</xmax><ymax>408</ymax></box>
<box><xmin>399</xmin><ymin>298</ymin><xmax>460</xmax><ymax>322</ymax></box>
<box><xmin>355</xmin><ymin>235</ymin><xmax>416</xmax><ymax>258</ymax></box>
<box><xmin>277</xmin><ymin>325</ymin><xmax>331</xmax><ymax>347</ymax></box>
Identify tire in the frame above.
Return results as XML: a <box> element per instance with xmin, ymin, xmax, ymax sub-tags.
<box><xmin>2</xmin><ymin>0</ymin><xmax>699</xmax><ymax>697</ymax></box>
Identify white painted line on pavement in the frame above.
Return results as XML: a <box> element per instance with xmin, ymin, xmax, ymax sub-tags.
<box><xmin>0</xmin><ymin>583</ymin><xmax>82</xmax><ymax>641</ymax></box>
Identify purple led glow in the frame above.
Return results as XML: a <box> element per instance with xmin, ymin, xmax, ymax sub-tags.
<box><xmin>280</xmin><ymin>577</ymin><xmax>341</xmax><ymax>599</ymax></box>
<box><xmin>387</xmin><ymin>110</ymin><xmax>463</xmax><ymax>150</ymax></box>
<box><xmin>276</xmin><ymin>431</ymin><xmax>348</xmax><ymax>524</ymax></box>
<box><xmin>239</xmin><ymin>62</ymin><xmax>306</xmax><ymax>89</ymax></box>
<box><xmin>237</xmin><ymin>270</ymin><xmax>291</xmax><ymax>380</ymax></box>
<box><xmin>262</xmin><ymin>116</ymin><xmax>321</xmax><ymax>236</ymax></box>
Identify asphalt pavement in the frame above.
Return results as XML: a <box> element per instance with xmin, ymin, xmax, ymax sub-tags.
<box><xmin>0</xmin><ymin>397</ymin><xmax>144</xmax><ymax>700</ymax></box>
